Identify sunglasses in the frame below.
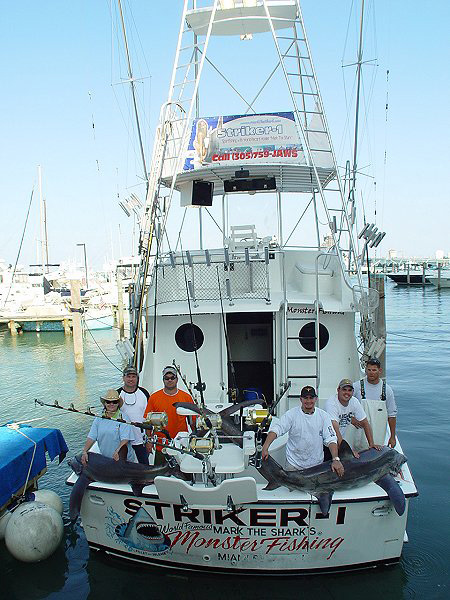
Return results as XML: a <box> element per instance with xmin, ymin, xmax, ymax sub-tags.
<box><xmin>105</xmin><ymin>400</ymin><xmax>119</xmax><ymax>404</ymax></box>
<box><xmin>164</xmin><ymin>376</ymin><xmax>177</xmax><ymax>381</ymax></box>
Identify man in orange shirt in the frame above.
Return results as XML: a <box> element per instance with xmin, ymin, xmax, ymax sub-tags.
<box><xmin>144</xmin><ymin>366</ymin><xmax>195</xmax><ymax>463</ymax></box>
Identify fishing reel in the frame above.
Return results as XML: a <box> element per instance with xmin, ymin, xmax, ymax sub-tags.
<box><xmin>144</xmin><ymin>412</ymin><xmax>168</xmax><ymax>430</ymax></box>
<box><xmin>196</xmin><ymin>414</ymin><xmax>222</xmax><ymax>431</ymax></box>
<box><xmin>189</xmin><ymin>436</ymin><xmax>215</xmax><ymax>456</ymax></box>
<box><xmin>245</xmin><ymin>409</ymin><xmax>271</xmax><ymax>430</ymax></box>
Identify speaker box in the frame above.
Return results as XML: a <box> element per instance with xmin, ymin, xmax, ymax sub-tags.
<box><xmin>224</xmin><ymin>177</ymin><xmax>276</xmax><ymax>193</ymax></box>
<box><xmin>192</xmin><ymin>180</ymin><xmax>214</xmax><ymax>206</ymax></box>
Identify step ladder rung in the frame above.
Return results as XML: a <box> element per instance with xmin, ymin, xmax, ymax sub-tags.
<box><xmin>304</xmin><ymin>128</ymin><xmax>327</xmax><ymax>134</ymax></box>
<box><xmin>276</xmin><ymin>36</ymin><xmax>306</xmax><ymax>42</ymax></box>
<box><xmin>287</xmin><ymin>375</ymin><xmax>318</xmax><ymax>379</ymax></box>
<box><xmin>173</xmin><ymin>80</ymin><xmax>196</xmax><ymax>88</ymax></box>
<box><xmin>287</xmin><ymin>355</ymin><xmax>317</xmax><ymax>360</ymax></box>
<box><xmin>293</xmin><ymin>91</ymin><xmax>319</xmax><ymax>97</ymax></box>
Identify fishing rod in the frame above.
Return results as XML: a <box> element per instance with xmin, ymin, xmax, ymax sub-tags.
<box><xmin>180</xmin><ymin>247</ymin><xmax>206</xmax><ymax>410</ymax></box>
<box><xmin>35</xmin><ymin>400</ymin><xmax>211</xmax><ymax>463</ymax></box>
<box><xmin>215</xmin><ymin>265</ymin><xmax>239</xmax><ymax>403</ymax></box>
<box><xmin>34</xmin><ymin>398</ymin><xmax>162</xmax><ymax>432</ymax></box>
<box><xmin>172</xmin><ymin>361</ymin><xmax>213</xmax><ymax>431</ymax></box>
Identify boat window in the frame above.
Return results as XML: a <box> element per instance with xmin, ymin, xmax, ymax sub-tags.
<box><xmin>175</xmin><ymin>323</ymin><xmax>204</xmax><ymax>352</ymax></box>
<box><xmin>298</xmin><ymin>322</ymin><xmax>329</xmax><ymax>352</ymax></box>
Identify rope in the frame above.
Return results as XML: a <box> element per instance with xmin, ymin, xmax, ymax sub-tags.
<box><xmin>84</xmin><ymin>325</ymin><xmax>122</xmax><ymax>371</ymax></box>
<box><xmin>6</xmin><ymin>425</ymin><xmax>38</xmax><ymax>503</ymax></box>
<box><xmin>2</xmin><ymin>188</ymin><xmax>34</xmax><ymax>309</ymax></box>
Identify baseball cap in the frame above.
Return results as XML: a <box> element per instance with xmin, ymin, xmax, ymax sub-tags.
<box><xmin>162</xmin><ymin>366</ymin><xmax>177</xmax><ymax>378</ymax></box>
<box><xmin>123</xmin><ymin>366</ymin><xmax>138</xmax><ymax>376</ymax></box>
<box><xmin>338</xmin><ymin>379</ymin><xmax>354</xmax><ymax>389</ymax></box>
<box><xmin>366</xmin><ymin>357</ymin><xmax>381</xmax><ymax>367</ymax></box>
<box><xmin>300</xmin><ymin>385</ymin><xmax>317</xmax><ymax>398</ymax></box>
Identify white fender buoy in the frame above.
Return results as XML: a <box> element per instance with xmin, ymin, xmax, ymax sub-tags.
<box><xmin>0</xmin><ymin>511</ymin><xmax>12</xmax><ymax>540</ymax></box>
<box><xmin>5</xmin><ymin>502</ymin><xmax>64</xmax><ymax>562</ymax></box>
<box><xmin>32</xmin><ymin>490</ymin><xmax>64</xmax><ymax>515</ymax></box>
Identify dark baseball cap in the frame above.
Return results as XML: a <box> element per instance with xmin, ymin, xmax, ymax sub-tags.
<box><xmin>300</xmin><ymin>386</ymin><xmax>317</xmax><ymax>398</ymax></box>
<box><xmin>366</xmin><ymin>357</ymin><xmax>381</xmax><ymax>367</ymax></box>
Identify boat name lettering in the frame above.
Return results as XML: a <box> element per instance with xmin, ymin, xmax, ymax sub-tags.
<box><xmin>217</xmin><ymin>124</ymin><xmax>283</xmax><ymax>138</ymax></box>
<box><xmin>123</xmin><ymin>500</ymin><xmax>342</xmax><ymax>527</ymax></box>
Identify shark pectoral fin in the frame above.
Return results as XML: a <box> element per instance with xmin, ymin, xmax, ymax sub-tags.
<box><xmin>375</xmin><ymin>474</ymin><xmax>406</xmax><ymax>516</ymax></box>
<box><xmin>263</xmin><ymin>482</ymin><xmax>281</xmax><ymax>491</ymax></box>
<box><xmin>131</xmin><ymin>483</ymin><xmax>145</xmax><ymax>497</ymax></box>
<box><xmin>220</xmin><ymin>399</ymin><xmax>264</xmax><ymax>419</ymax></box>
<box><xmin>69</xmin><ymin>473</ymin><xmax>91</xmax><ymax>522</ymax></box>
<box><xmin>338</xmin><ymin>440</ymin><xmax>354</xmax><ymax>461</ymax></box>
<box><xmin>316</xmin><ymin>492</ymin><xmax>333</xmax><ymax>517</ymax></box>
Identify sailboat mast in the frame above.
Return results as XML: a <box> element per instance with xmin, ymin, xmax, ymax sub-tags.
<box><xmin>38</xmin><ymin>165</ymin><xmax>48</xmax><ymax>275</ymax></box>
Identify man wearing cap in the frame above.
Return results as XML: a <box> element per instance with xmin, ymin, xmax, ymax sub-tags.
<box><xmin>117</xmin><ymin>366</ymin><xmax>150</xmax><ymax>464</ymax></box>
<box><xmin>81</xmin><ymin>390</ymin><xmax>134</xmax><ymax>465</ymax></box>
<box><xmin>353</xmin><ymin>358</ymin><xmax>397</xmax><ymax>448</ymax></box>
<box><xmin>326</xmin><ymin>379</ymin><xmax>381</xmax><ymax>454</ymax></box>
<box><xmin>144</xmin><ymin>367</ymin><xmax>195</xmax><ymax>459</ymax></box>
<box><xmin>262</xmin><ymin>386</ymin><xmax>344</xmax><ymax>476</ymax></box>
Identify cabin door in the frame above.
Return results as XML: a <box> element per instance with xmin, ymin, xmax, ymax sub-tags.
<box><xmin>226</xmin><ymin>312</ymin><xmax>274</xmax><ymax>404</ymax></box>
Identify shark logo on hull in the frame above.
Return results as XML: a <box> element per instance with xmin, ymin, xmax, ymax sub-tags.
<box><xmin>115</xmin><ymin>507</ymin><xmax>170</xmax><ymax>553</ymax></box>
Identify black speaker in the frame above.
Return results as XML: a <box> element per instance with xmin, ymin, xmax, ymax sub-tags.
<box><xmin>192</xmin><ymin>180</ymin><xmax>214</xmax><ymax>206</ymax></box>
<box><xmin>224</xmin><ymin>177</ymin><xmax>276</xmax><ymax>193</ymax></box>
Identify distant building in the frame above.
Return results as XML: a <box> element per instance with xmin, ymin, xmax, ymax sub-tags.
<box><xmin>435</xmin><ymin>250</ymin><xmax>444</xmax><ymax>260</ymax></box>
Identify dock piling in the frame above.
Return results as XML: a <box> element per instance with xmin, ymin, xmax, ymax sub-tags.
<box><xmin>70</xmin><ymin>279</ymin><xmax>84</xmax><ymax>370</ymax></box>
<box><xmin>117</xmin><ymin>268</ymin><xmax>125</xmax><ymax>340</ymax></box>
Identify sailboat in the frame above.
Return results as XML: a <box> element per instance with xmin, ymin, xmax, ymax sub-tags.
<box><xmin>69</xmin><ymin>0</ymin><xmax>417</xmax><ymax>572</ymax></box>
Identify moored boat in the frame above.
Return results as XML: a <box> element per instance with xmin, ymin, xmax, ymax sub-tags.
<box><xmin>69</xmin><ymin>0</ymin><xmax>417</xmax><ymax>573</ymax></box>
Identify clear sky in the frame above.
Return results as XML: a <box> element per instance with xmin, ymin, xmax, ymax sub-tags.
<box><xmin>1</xmin><ymin>0</ymin><xmax>449</xmax><ymax>270</ymax></box>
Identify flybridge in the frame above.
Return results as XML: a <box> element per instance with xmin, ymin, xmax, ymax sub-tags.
<box><xmin>217</xmin><ymin>124</ymin><xmax>284</xmax><ymax>138</ymax></box>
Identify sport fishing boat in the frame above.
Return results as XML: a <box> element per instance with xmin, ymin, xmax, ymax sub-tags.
<box><xmin>69</xmin><ymin>0</ymin><xmax>417</xmax><ymax>573</ymax></box>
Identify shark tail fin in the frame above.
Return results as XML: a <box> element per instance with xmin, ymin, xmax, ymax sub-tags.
<box><xmin>131</xmin><ymin>483</ymin><xmax>145</xmax><ymax>497</ymax></box>
<box><xmin>375</xmin><ymin>474</ymin><xmax>406</xmax><ymax>516</ymax></box>
<box><xmin>263</xmin><ymin>482</ymin><xmax>281</xmax><ymax>491</ymax></box>
<box><xmin>69</xmin><ymin>473</ymin><xmax>91</xmax><ymax>522</ymax></box>
<box><xmin>316</xmin><ymin>492</ymin><xmax>333</xmax><ymax>517</ymax></box>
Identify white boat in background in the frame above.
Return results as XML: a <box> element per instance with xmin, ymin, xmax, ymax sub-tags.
<box><xmin>70</xmin><ymin>0</ymin><xmax>417</xmax><ymax>574</ymax></box>
<box><xmin>427</xmin><ymin>274</ymin><xmax>450</xmax><ymax>289</ymax></box>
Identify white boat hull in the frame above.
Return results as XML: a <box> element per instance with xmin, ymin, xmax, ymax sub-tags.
<box><xmin>76</xmin><ymin>482</ymin><xmax>411</xmax><ymax>573</ymax></box>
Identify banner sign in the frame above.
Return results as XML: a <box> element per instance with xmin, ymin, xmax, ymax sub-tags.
<box><xmin>183</xmin><ymin>112</ymin><xmax>305</xmax><ymax>171</ymax></box>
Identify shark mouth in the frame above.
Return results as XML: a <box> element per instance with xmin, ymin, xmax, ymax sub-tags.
<box><xmin>136</xmin><ymin>522</ymin><xmax>164</xmax><ymax>542</ymax></box>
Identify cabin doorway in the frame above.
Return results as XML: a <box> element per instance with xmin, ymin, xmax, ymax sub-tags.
<box><xmin>226</xmin><ymin>312</ymin><xmax>274</xmax><ymax>404</ymax></box>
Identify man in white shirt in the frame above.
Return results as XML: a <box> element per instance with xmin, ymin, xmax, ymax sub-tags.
<box><xmin>117</xmin><ymin>366</ymin><xmax>150</xmax><ymax>464</ymax></box>
<box><xmin>326</xmin><ymin>379</ymin><xmax>381</xmax><ymax>455</ymax></box>
<box><xmin>262</xmin><ymin>385</ymin><xmax>344</xmax><ymax>477</ymax></box>
<box><xmin>353</xmin><ymin>358</ymin><xmax>397</xmax><ymax>448</ymax></box>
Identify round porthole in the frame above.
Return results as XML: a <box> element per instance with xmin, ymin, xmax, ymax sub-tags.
<box><xmin>175</xmin><ymin>323</ymin><xmax>204</xmax><ymax>352</ymax></box>
<box><xmin>298</xmin><ymin>322</ymin><xmax>329</xmax><ymax>352</ymax></box>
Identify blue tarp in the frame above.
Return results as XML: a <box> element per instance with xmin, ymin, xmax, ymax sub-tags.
<box><xmin>0</xmin><ymin>424</ymin><xmax>68</xmax><ymax>508</ymax></box>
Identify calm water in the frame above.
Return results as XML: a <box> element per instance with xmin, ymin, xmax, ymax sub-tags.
<box><xmin>1</xmin><ymin>281</ymin><xmax>449</xmax><ymax>599</ymax></box>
